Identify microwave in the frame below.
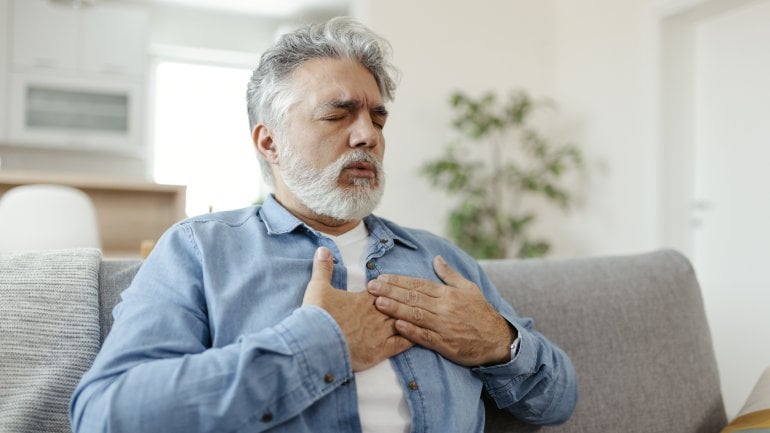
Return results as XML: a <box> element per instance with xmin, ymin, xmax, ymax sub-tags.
<box><xmin>8</xmin><ymin>72</ymin><xmax>144</xmax><ymax>156</ymax></box>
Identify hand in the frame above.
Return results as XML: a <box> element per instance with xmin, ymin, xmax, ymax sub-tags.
<box><xmin>302</xmin><ymin>247</ymin><xmax>413</xmax><ymax>372</ymax></box>
<box><xmin>367</xmin><ymin>255</ymin><xmax>515</xmax><ymax>366</ymax></box>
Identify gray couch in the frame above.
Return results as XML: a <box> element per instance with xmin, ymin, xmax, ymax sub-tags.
<box><xmin>0</xmin><ymin>248</ymin><xmax>727</xmax><ymax>433</ymax></box>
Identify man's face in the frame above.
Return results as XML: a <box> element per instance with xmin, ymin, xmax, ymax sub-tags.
<box><xmin>272</xmin><ymin>58</ymin><xmax>388</xmax><ymax>221</ymax></box>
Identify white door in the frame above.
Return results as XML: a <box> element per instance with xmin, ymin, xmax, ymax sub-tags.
<box><xmin>692</xmin><ymin>0</ymin><xmax>770</xmax><ymax>419</ymax></box>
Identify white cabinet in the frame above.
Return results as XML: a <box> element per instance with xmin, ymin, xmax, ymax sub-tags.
<box><xmin>8</xmin><ymin>72</ymin><xmax>144</xmax><ymax>155</ymax></box>
<box><xmin>10</xmin><ymin>0</ymin><xmax>79</xmax><ymax>71</ymax></box>
<box><xmin>10</xmin><ymin>0</ymin><xmax>148</xmax><ymax>78</ymax></box>
<box><xmin>6</xmin><ymin>0</ymin><xmax>148</xmax><ymax>153</ymax></box>
<box><xmin>0</xmin><ymin>0</ymin><xmax>9</xmax><ymax>141</ymax></box>
<box><xmin>82</xmin><ymin>5</ymin><xmax>148</xmax><ymax>77</ymax></box>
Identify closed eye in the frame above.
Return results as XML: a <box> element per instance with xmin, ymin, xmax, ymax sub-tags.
<box><xmin>321</xmin><ymin>113</ymin><xmax>347</xmax><ymax>121</ymax></box>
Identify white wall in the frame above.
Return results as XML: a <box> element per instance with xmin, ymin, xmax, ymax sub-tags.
<box><xmin>353</xmin><ymin>0</ymin><xmax>662</xmax><ymax>257</ymax></box>
<box><xmin>354</xmin><ymin>0</ymin><xmax>559</xmax><ymax>240</ymax></box>
<box><xmin>0</xmin><ymin>0</ymin><xmax>8</xmax><ymax>146</ymax></box>
<box><xmin>550</xmin><ymin>0</ymin><xmax>663</xmax><ymax>257</ymax></box>
<box><xmin>147</xmin><ymin>3</ymin><xmax>282</xmax><ymax>56</ymax></box>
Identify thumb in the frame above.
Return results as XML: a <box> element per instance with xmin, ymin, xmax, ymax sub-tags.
<box><xmin>310</xmin><ymin>246</ymin><xmax>335</xmax><ymax>284</ymax></box>
<box><xmin>303</xmin><ymin>247</ymin><xmax>335</xmax><ymax>306</ymax></box>
<box><xmin>433</xmin><ymin>255</ymin><xmax>474</xmax><ymax>290</ymax></box>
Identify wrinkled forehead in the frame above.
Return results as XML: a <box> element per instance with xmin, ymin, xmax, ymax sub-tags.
<box><xmin>287</xmin><ymin>58</ymin><xmax>384</xmax><ymax>110</ymax></box>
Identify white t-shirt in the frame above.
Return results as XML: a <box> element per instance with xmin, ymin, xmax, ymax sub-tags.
<box><xmin>324</xmin><ymin>222</ymin><xmax>411</xmax><ymax>433</ymax></box>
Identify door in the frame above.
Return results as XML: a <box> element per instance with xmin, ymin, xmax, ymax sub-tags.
<box><xmin>691</xmin><ymin>0</ymin><xmax>770</xmax><ymax>419</ymax></box>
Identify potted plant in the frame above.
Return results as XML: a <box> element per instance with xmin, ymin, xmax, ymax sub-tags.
<box><xmin>420</xmin><ymin>90</ymin><xmax>583</xmax><ymax>259</ymax></box>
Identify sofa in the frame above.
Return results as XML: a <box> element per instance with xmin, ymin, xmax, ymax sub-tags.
<box><xmin>0</xmin><ymin>248</ymin><xmax>727</xmax><ymax>433</ymax></box>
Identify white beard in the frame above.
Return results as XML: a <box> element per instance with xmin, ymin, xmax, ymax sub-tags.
<box><xmin>278</xmin><ymin>146</ymin><xmax>385</xmax><ymax>222</ymax></box>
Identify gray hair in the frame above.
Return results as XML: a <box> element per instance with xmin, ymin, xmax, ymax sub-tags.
<box><xmin>246</xmin><ymin>16</ymin><xmax>398</xmax><ymax>185</ymax></box>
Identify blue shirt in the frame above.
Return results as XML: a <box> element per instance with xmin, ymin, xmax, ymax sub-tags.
<box><xmin>70</xmin><ymin>195</ymin><xmax>577</xmax><ymax>433</ymax></box>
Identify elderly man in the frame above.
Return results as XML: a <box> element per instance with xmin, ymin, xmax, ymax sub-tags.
<box><xmin>71</xmin><ymin>17</ymin><xmax>577</xmax><ymax>433</ymax></box>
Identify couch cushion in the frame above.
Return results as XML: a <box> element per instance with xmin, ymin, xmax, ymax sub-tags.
<box><xmin>0</xmin><ymin>248</ymin><xmax>101</xmax><ymax>433</ymax></box>
<box><xmin>97</xmin><ymin>259</ymin><xmax>142</xmax><ymax>343</ymax></box>
<box><xmin>481</xmin><ymin>249</ymin><xmax>726</xmax><ymax>433</ymax></box>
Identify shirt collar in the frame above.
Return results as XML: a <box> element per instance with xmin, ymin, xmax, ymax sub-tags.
<box><xmin>259</xmin><ymin>194</ymin><xmax>306</xmax><ymax>235</ymax></box>
<box><xmin>364</xmin><ymin>214</ymin><xmax>418</xmax><ymax>250</ymax></box>
<box><xmin>259</xmin><ymin>194</ymin><xmax>418</xmax><ymax>250</ymax></box>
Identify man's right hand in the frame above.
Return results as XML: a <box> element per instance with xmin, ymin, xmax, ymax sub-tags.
<box><xmin>302</xmin><ymin>247</ymin><xmax>413</xmax><ymax>372</ymax></box>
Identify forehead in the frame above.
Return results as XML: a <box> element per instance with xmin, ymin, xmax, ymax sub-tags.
<box><xmin>288</xmin><ymin>58</ymin><xmax>383</xmax><ymax>107</ymax></box>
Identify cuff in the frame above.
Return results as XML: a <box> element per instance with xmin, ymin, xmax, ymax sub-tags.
<box><xmin>472</xmin><ymin>325</ymin><xmax>539</xmax><ymax>408</ymax></box>
<box><xmin>274</xmin><ymin>306</ymin><xmax>354</xmax><ymax>396</ymax></box>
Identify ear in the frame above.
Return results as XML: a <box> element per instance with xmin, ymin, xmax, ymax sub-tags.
<box><xmin>253</xmin><ymin>124</ymin><xmax>279</xmax><ymax>163</ymax></box>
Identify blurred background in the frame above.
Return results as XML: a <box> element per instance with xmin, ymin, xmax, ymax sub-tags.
<box><xmin>0</xmin><ymin>0</ymin><xmax>767</xmax><ymax>420</ymax></box>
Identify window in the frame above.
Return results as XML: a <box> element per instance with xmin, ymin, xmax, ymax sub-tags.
<box><xmin>152</xmin><ymin>61</ymin><xmax>264</xmax><ymax>217</ymax></box>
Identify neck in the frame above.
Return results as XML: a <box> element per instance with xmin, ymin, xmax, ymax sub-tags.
<box><xmin>272</xmin><ymin>192</ymin><xmax>362</xmax><ymax>236</ymax></box>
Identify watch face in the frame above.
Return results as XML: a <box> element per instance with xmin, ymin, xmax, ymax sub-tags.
<box><xmin>510</xmin><ymin>337</ymin><xmax>521</xmax><ymax>357</ymax></box>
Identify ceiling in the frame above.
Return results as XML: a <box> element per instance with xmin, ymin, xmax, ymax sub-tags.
<box><xmin>133</xmin><ymin>0</ymin><xmax>349</xmax><ymax>18</ymax></box>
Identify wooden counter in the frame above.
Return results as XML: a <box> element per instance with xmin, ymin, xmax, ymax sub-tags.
<box><xmin>0</xmin><ymin>171</ymin><xmax>186</xmax><ymax>257</ymax></box>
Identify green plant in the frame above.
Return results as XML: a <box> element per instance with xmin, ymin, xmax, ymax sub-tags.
<box><xmin>420</xmin><ymin>90</ymin><xmax>583</xmax><ymax>259</ymax></box>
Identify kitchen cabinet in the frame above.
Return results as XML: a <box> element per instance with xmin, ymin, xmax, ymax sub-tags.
<box><xmin>10</xmin><ymin>0</ymin><xmax>148</xmax><ymax>78</ymax></box>
<box><xmin>81</xmin><ymin>4</ymin><xmax>148</xmax><ymax>77</ymax></box>
<box><xmin>0</xmin><ymin>0</ymin><xmax>9</xmax><ymax>141</ymax></box>
<box><xmin>6</xmin><ymin>0</ymin><xmax>148</xmax><ymax>153</ymax></box>
<box><xmin>7</xmin><ymin>72</ymin><xmax>144</xmax><ymax>155</ymax></box>
<box><xmin>10</xmin><ymin>0</ymin><xmax>79</xmax><ymax>72</ymax></box>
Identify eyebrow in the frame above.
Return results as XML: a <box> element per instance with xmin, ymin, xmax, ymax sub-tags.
<box><xmin>315</xmin><ymin>99</ymin><xmax>389</xmax><ymax>118</ymax></box>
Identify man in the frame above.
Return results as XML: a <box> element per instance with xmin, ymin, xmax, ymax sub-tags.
<box><xmin>71</xmin><ymin>17</ymin><xmax>577</xmax><ymax>433</ymax></box>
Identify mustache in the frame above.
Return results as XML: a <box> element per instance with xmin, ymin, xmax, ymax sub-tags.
<box><xmin>332</xmin><ymin>150</ymin><xmax>383</xmax><ymax>175</ymax></box>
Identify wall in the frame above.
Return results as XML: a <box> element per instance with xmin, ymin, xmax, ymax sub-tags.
<box><xmin>353</xmin><ymin>0</ymin><xmax>559</xmax><ymax>241</ymax></box>
<box><xmin>147</xmin><ymin>3</ymin><xmax>282</xmax><ymax>57</ymax></box>
<box><xmin>549</xmin><ymin>0</ymin><xmax>663</xmax><ymax>257</ymax></box>
<box><xmin>352</xmin><ymin>0</ymin><xmax>663</xmax><ymax>257</ymax></box>
<box><xmin>0</xmin><ymin>0</ymin><xmax>8</xmax><ymax>149</ymax></box>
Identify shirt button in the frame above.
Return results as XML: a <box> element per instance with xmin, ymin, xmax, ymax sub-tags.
<box><xmin>324</xmin><ymin>373</ymin><xmax>334</xmax><ymax>384</ymax></box>
<box><xmin>261</xmin><ymin>412</ymin><xmax>273</xmax><ymax>422</ymax></box>
<box><xmin>379</xmin><ymin>239</ymin><xmax>388</xmax><ymax>244</ymax></box>
<box><xmin>366</xmin><ymin>261</ymin><xmax>376</xmax><ymax>270</ymax></box>
<box><xmin>408</xmin><ymin>380</ymin><xmax>418</xmax><ymax>391</ymax></box>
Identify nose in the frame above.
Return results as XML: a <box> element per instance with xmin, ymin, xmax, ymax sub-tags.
<box><xmin>349</xmin><ymin>112</ymin><xmax>380</xmax><ymax>149</ymax></box>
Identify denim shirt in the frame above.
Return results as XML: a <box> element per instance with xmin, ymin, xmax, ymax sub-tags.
<box><xmin>70</xmin><ymin>195</ymin><xmax>577</xmax><ymax>433</ymax></box>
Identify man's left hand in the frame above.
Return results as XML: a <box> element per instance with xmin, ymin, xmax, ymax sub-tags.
<box><xmin>367</xmin><ymin>256</ymin><xmax>516</xmax><ymax>367</ymax></box>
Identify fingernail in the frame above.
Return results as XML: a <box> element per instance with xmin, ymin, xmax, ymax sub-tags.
<box><xmin>368</xmin><ymin>280</ymin><xmax>382</xmax><ymax>292</ymax></box>
<box><xmin>436</xmin><ymin>256</ymin><xmax>447</xmax><ymax>267</ymax></box>
<box><xmin>315</xmin><ymin>247</ymin><xmax>331</xmax><ymax>260</ymax></box>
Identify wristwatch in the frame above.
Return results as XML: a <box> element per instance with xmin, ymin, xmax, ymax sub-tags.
<box><xmin>510</xmin><ymin>335</ymin><xmax>521</xmax><ymax>359</ymax></box>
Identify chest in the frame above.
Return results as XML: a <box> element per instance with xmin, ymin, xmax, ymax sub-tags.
<box><xmin>199</xmin><ymin>243</ymin><xmax>438</xmax><ymax>347</ymax></box>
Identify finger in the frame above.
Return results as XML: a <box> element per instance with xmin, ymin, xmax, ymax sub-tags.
<box><xmin>394</xmin><ymin>320</ymin><xmax>443</xmax><ymax>351</ymax></box>
<box><xmin>374</xmin><ymin>296</ymin><xmax>439</xmax><ymax>329</ymax></box>
<box><xmin>310</xmin><ymin>247</ymin><xmax>334</xmax><ymax>284</ymax></box>
<box><xmin>382</xmin><ymin>334</ymin><xmax>414</xmax><ymax>358</ymax></box>
<box><xmin>375</xmin><ymin>274</ymin><xmax>444</xmax><ymax>298</ymax></box>
<box><xmin>433</xmin><ymin>256</ymin><xmax>476</xmax><ymax>290</ymax></box>
<box><xmin>368</xmin><ymin>280</ymin><xmax>437</xmax><ymax>311</ymax></box>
